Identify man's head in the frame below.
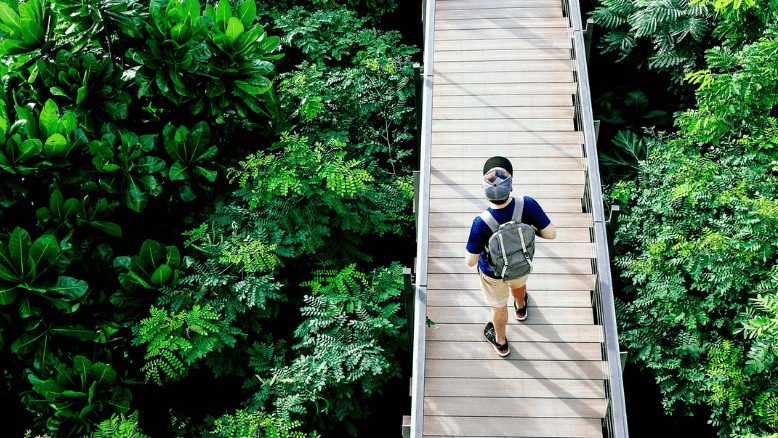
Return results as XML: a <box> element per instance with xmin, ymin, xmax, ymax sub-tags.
<box><xmin>482</xmin><ymin>156</ymin><xmax>513</xmax><ymax>203</ymax></box>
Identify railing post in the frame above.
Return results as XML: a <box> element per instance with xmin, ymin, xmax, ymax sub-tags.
<box><xmin>413</xmin><ymin>63</ymin><xmax>423</xmax><ymax>171</ymax></box>
<box><xmin>403</xmin><ymin>267</ymin><xmax>414</xmax><ymax>361</ymax></box>
<box><xmin>584</xmin><ymin>18</ymin><xmax>594</xmax><ymax>63</ymax></box>
<box><xmin>606</xmin><ymin>204</ymin><xmax>621</xmax><ymax>250</ymax></box>
<box><xmin>413</xmin><ymin>171</ymin><xmax>421</xmax><ymax>236</ymax></box>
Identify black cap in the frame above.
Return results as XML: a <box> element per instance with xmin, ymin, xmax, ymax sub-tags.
<box><xmin>483</xmin><ymin>156</ymin><xmax>513</xmax><ymax>176</ymax></box>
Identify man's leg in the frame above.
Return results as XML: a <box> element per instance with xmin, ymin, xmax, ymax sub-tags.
<box><xmin>492</xmin><ymin>306</ymin><xmax>508</xmax><ymax>344</ymax></box>
<box><xmin>510</xmin><ymin>285</ymin><xmax>526</xmax><ymax>308</ymax></box>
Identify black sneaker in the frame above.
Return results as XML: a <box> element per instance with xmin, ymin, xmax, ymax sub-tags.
<box><xmin>484</xmin><ymin>322</ymin><xmax>510</xmax><ymax>357</ymax></box>
<box><xmin>514</xmin><ymin>292</ymin><xmax>528</xmax><ymax>321</ymax></box>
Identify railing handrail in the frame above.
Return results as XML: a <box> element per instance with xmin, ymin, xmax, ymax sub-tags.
<box><xmin>565</xmin><ymin>0</ymin><xmax>629</xmax><ymax>437</ymax></box>
<box><xmin>410</xmin><ymin>0</ymin><xmax>435</xmax><ymax>436</ymax></box>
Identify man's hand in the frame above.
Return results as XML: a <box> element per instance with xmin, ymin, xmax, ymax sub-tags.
<box><xmin>466</xmin><ymin>251</ymin><xmax>479</xmax><ymax>267</ymax></box>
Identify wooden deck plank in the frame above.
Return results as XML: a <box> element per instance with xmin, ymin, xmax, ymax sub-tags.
<box><xmin>430</xmin><ymin>212</ymin><xmax>588</xmax><ymax>229</ymax></box>
<box><xmin>428</xmin><ymin>273</ymin><xmax>597</xmax><ymax>290</ymax></box>
<box><xmin>427</xmin><ymin>289</ymin><xmax>593</xmax><ymax>308</ymax></box>
<box><xmin>429</xmin><ymin>241</ymin><xmax>594</xmax><ymax>257</ymax></box>
<box><xmin>435</xmin><ymin>7</ymin><xmax>563</xmax><ymax>20</ymax></box>
<box><xmin>432</xmin><ymin>131</ymin><xmax>584</xmax><ymax>145</ymax></box>
<box><xmin>436</xmin><ymin>28</ymin><xmax>572</xmax><ymax>42</ymax></box>
<box><xmin>432</xmin><ymin>119</ymin><xmax>575</xmax><ymax>131</ymax></box>
<box><xmin>431</xmin><ymin>184</ymin><xmax>583</xmax><ymax>199</ymax></box>
<box><xmin>431</xmin><ymin>184</ymin><xmax>584</xmax><ymax>199</ymax></box>
<box><xmin>424</xmin><ymin>359</ymin><xmax>605</xmax><ymax>380</ymax></box>
<box><xmin>430</xmin><ymin>144</ymin><xmax>582</xmax><ymax>158</ymax></box>
<box><xmin>435</xmin><ymin>60</ymin><xmax>573</xmax><ymax>73</ymax></box>
<box><xmin>430</xmin><ymin>227</ymin><xmax>592</xmax><ymax>244</ymax></box>
<box><xmin>429</xmin><ymin>184</ymin><xmax>583</xmax><ymax>200</ymax></box>
<box><xmin>427</xmin><ymin>323</ymin><xmax>603</xmax><ymax>343</ymax></box>
<box><xmin>433</xmin><ymin>106</ymin><xmax>575</xmax><ymax>120</ymax></box>
<box><xmin>426</xmin><ymin>342</ymin><xmax>601</xmax><ymax>366</ymax></box>
<box><xmin>424</xmin><ymin>377</ymin><xmax>605</xmax><ymax>399</ymax></box>
<box><xmin>435</xmin><ymin>71</ymin><xmax>573</xmax><ymax>84</ymax></box>
<box><xmin>430</xmin><ymin>198</ymin><xmax>584</xmax><ymax>213</ymax></box>
<box><xmin>436</xmin><ymin>0</ymin><xmax>570</xmax><ymax>9</ymax></box>
<box><xmin>435</xmin><ymin>38</ymin><xmax>570</xmax><ymax>51</ymax></box>
<box><xmin>436</xmin><ymin>18</ymin><xmax>570</xmax><ymax>30</ymax></box>
<box><xmin>435</xmin><ymin>48</ymin><xmax>572</xmax><ymax>62</ymax></box>
<box><xmin>430</xmin><ymin>157</ymin><xmax>582</xmax><ymax>171</ymax></box>
<box><xmin>433</xmin><ymin>94</ymin><xmax>573</xmax><ymax>107</ymax></box>
<box><xmin>423</xmin><ymin>416</ymin><xmax>603</xmax><ymax>438</ymax></box>
<box><xmin>427</xmin><ymin>211</ymin><xmax>590</xmax><ymax>225</ymax></box>
<box><xmin>434</xmin><ymin>83</ymin><xmax>576</xmax><ymax>96</ymax></box>
<box><xmin>425</xmin><ymin>397</ymin><xmax>607</xmax><ymax>418</ymax></box>
<box><xmin>426</xmin><ymin>341</ymin><xmax>601</xmax><ymax>361</ymax></box>
<box><xmin>431</xmin><ymin>169</ymin><xmax>583</xmax><ymax>183</ymax></box>
<box><xmin>435</xmin><ymin>72</ymin><xmax>577</xmax><ymax>87</ymax></box>
<box><xmin>428</xmin><ymin>257</ymin><xmax>592</xmax><ymax>274</ymax></box>
<box><xmin>428</xmin><ymin>305</ymin><xmax>593</xmax><ymax>325</ymax></box>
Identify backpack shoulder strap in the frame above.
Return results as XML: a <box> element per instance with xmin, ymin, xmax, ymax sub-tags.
<box><xmin>479</xmin><ymin>210</ymin><xmax>500</xmax><ymax>233</ymax></box>
<box><xmin>511</xmin><ymin>196</ymin><xmax>525</xmax><ymax>223</ymax></box>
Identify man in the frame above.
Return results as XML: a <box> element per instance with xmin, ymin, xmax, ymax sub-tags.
<box><xmin>465</xmin><ymin>156</ymin><xmax>556</xmax><ymax>356</ymax></box>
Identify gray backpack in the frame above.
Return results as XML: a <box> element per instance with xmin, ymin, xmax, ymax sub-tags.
<box><xmin>480</xmin><ymin>197</ymin><xmax>535</xmax><ymax>280</ymax></box>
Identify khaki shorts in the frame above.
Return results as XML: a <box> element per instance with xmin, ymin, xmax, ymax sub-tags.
<box><xmin>478</xmin><ymin>267</ymin><xmax>528</xmax><ymax>308</ymax></box>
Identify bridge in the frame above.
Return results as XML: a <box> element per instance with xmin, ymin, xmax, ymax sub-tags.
<box><xmin>406</xmin><ymin>0</ymin><xmax>629</xmax><ymax>437</ymax></box>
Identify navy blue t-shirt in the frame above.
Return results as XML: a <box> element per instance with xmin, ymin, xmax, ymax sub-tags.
<box><xmin>466</xmin><ymin>197</ymin><xmax>551</xmax><ymax>279</ymax></box>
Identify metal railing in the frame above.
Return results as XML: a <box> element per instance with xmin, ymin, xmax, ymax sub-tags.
<box><xmin>561</xmin><ymin>0</ymin><xmax>629</xmax><ymax>437</ymax></box>
<box><xmin>409</xmin><ymin>0</ymin><xmax>435</xmax><ymax>437</ymax></box>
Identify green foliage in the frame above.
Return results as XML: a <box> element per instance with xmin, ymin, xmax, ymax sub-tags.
<box><xmin>610</xmin><ymin>16</ymin><xmax>778</xmax><ymax>438</ymax></box>
<box><xmin>36</xmin><ymin>51</ymin><xmax>131</xmax><ymax>131</ymax></box>
<box><xmin>114</xmin><ymin>239</ymin><xmax>182</xmax><ymax>292</ymax></box>
<box><xmin>162</xmin><ymin>121</ymin><xmax>219</xmax><ymax>200</ymax></box>
<box><xmin>80</xmin><ymin>412</ymin><xmax>149</xmax><ymax>438</ymax></box>
<box><xmin>131</xmin><ymin>304</ymin><xmax>233</xmax><ymax>385</ymax></box>
<box><xmin>0</xmin><ymin>0</ymin><xmax>55</xmax><ymax>56</ymax></box>
<box><xmin>131</xmin><ymin>0</ymin><xmax>282</xmax><ymax>122</ymax></box>
<box><xmin>263</xmin><ymin>263</ymin><xmax>405</xmax><ymax>435</ymax></box>
<box><xmin>591</xmin><ymin>0</ymin><xmax>713</xmax><ymax>82</ymax></box>
<box><xmin>87</xmin><ymin>124</ymin><xmax>165</xmax><ymax>213</ymax></box>
<box><xmin>22</xmin><ymin>355</ymin><xmax>132</xmax><ymax>437</ymax></box>
<box><xmin>0</xmin><ymin>227</ymin><xmax>86</xmax><ymax>318</ymax></box>
<box><xmin>211</xmin><ymin>410</ymin><xmax>317</xmax><ymax>438</ymax></box>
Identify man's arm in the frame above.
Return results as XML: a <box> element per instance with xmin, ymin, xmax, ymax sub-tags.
<box><xmin>535</xmin><ymin>223</ymin><xmax>556</xmax><ymax>239</ymax></box>
<box><xmin>466</xmin><ymin>251</ymin><xmax>480</xmax><ymax>267</ymax></box>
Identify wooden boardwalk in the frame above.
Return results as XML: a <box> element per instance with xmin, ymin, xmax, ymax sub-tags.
<box><xmin>421</xmin><ymin>0</ymin><xmax>608</xmax><ymax>436</ymax></box>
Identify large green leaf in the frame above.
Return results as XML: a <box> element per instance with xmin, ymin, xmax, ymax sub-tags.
<box><xmin>29</xmin><ymin>234</ymin><xmax>58</xmax><ymax>275</ymax></box>
<box><xmin>48</xmin><ymin>276</ymin><xmax>88</xmax><ymax>301</ymax></box>
<box><xmin>20</xmin><ymin>19</ymin><xmax>44</xmax><ymax>48</ymax></box>
<box><xmin>169</xmin><ymin>161</ymin><xmax>189</xmax><ymax>180</ymax></box>
<box><xmin>10</xmin><ymin>329</ymin><xmax>46</xmax><ymax>354</ymax></box>
<box><xmin>17</xmin><ymin>292</ymin><xmax>40</xmax><ymax>318</ymax></box>
<box><xmin>187</xmin><ymin>122</ymin><xmax>210</xmax><ymax>158</ymax></box>
<box><xmin>38</xmin><ymin>99</ymin><xmax>59</xmax><ymax>141</ymax></box>
<box><xmin>90</xmin><ymin>362</ymin><xmax>116</xmax><ymax>387</ymax></box>
<box><xmin>89</xmin><ymin>221</ymin><xmax>122</xmax><ymax>238</ymax></box>
<box><xmin>44</xmin><ymin>133</ymin><xmax>67</xmax><ymax>157</ymax></box>
<box><xmin>73</xmin><ymin>355</ymin><xmax>91</xmax><ymax>387</ymax></box>
<box><xmin>0</xmin><ymin>282</ymin><xmax>19</xmax><ymax>305</ymax></box>
<box><xmin>139</xmin><ymin>239</ymin><xmax>164</xmax><ymax>270</ymax></box>
<box><xmin>0</xmin><ymin>3</ymin><xmax>21</xmax><ymax>34</ymax></box>
<box><xmin>165</xmin><ymin>246</ymin><xmax>180</xmax><ymax>269</ymax></box>
<box><xmin>150</xmin><ymin>264</ymin><xmax>172</xmax><ymax>287</ymax></box>
<box><xmin>215</xmin><ymin>0</ymin><xmax>231</xmax><ymax>29</ymax></box>
<box><xmin>236</xmin><ymin>0</ymin><xmax>255</xmax><ymax>28</ymax></box>
<box><xmin>52</xmin><ymin>324</ymin><xmax>100</xmax><ymax>341</ymax></box>
<box><xmin>226</xmin><ymin>17</ymin><xmax>244</xmax><ymax>45</ymax></box>
<box><xmin>16</xmin><ymin>138</ymin><xmax>42</xmax><ymax>163</ymax></box>
<box><xmin>8</xmin><ymin>227</ymin><xmax>31</xmax><ymax>279</ymax></box>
